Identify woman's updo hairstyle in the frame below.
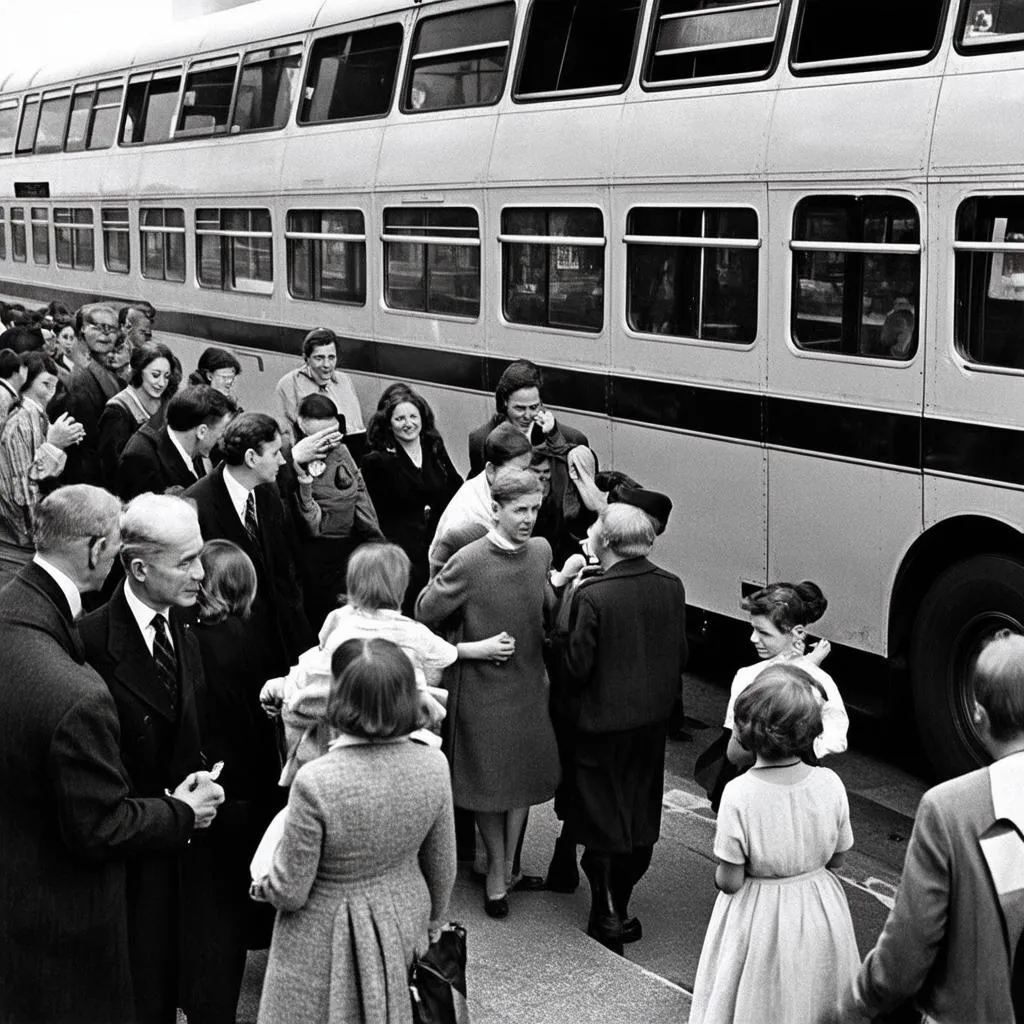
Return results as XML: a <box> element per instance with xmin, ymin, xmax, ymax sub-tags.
<box><xmin>740</xmin><ymin>580</ymin><xmax>827</xmax><ymax>633</ymax></box>
<box><xmin>327</xmin><ymin>638</ymin><xmax>424</xmax><ymax>739</ymax></box>
<box><xmin>733</xmin><ymin>664</ymin><xmax>824</xmax><ymax>759</ymax></box>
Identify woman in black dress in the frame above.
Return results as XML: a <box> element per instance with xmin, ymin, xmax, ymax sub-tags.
<box><xmin>361</xmin><ymin>384</ymin><xmax>462</xmax><ymax>614</ymax></box>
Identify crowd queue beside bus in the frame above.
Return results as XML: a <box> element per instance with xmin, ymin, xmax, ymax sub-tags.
<box><xmin>3</xmin><ymin>294</ymin><xmax>1024</xmax><ymax>1023</ymax></box>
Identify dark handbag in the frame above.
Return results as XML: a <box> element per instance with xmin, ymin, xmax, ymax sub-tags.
<box><xmin>693</xmin><ymin>729</ymin><xmax>742</xmax><ymax>813</ymax></box>
<box><xmin>409</xmin><ymin>923</ymin><xmax>469</xmax><ymax>1024</ymax></box>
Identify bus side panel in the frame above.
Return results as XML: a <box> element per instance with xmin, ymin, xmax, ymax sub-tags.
<box><xmin>377</xmin><ymin>110</ymin><xmax>496</xmax><ymax>189</ymax></box>
<box><xmin>767</xmin><ymin>450</ymin><xmax>921</xmax><ymax>654</ymax></box>
<box><xmin>923</xmin><ymin>477</ymin><xmax>1024</xmax><ymax>535</ymax></box>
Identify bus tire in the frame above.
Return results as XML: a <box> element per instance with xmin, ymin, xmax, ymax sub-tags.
<box><xmin>910</xmin><ymin>554</ymin><xmax>1024</xmax><ymax>780</ymax></box>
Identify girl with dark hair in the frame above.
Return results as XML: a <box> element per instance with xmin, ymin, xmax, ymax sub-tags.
<box><xmin>97</xmin><ymin>341</ymin><xmax>181</xmax><ymax>489</ymax></box>
<box><xmin>189</xmin><ymin>346</ymin><xmax>242</xmax><ymax>397</ymax></box>
<box><xmin>254</xmin><ymin>638</ymin><xmax>456</xmax><ymax>1024</ymax></box>
<box><xmin>690</xmin><ymin>666</ymin><xmax>859</xmax><ymax>1024</ymax></box>
<box><xmin>361</xmin><ymin>383</ymin><xmax>462</xmax><ymax>613</ymax></box>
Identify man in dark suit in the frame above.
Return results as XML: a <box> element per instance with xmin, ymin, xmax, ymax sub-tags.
<box><xmin>185</xmin><ymin>411</ymin><xmax>314</xmax><ymax>675</ymax></box>
<box><xmin>48</xmin><ymin>303</ymin><xmax>122</xmax><ymax>485</ymax></box>
<box><xmin>562</xmin><ymin>502</ymin><xmax>687</xmax><ymax>955</ymax></box>
<box><xmin>117</xmin><ymin>384</ymin><xmax>236</xmax><ymax>500</ymax></box>
<box><xmin>80</xmin><ymin>492</ymin><xmax>224</xmax><ymax>1024</ymax></box>
<box><xmin>467</xmin><ymin>359</ymin><xmax>589</xmax><ymax>476</ymax></box>
<box><xmin>0</xmin><ymin>485</ymin><xmax>222</xmax><ymax>1024</ymax></box>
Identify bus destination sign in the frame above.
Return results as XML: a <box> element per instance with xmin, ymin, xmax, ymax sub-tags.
<box><xmin>14</xmin><ymin>182</ymin><xmax>50</xmax><ymax>199</ymax></box>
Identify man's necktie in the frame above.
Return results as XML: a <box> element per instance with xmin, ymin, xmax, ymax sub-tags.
<box><xmin>151</xmin><ymin>613</ymin><xmax>179</xmax><ymax>717</ymax></box>
<box><xmin>243</xmin><ymin>491</ymin><xmax>260</xmax><ymax>549</ymax></box>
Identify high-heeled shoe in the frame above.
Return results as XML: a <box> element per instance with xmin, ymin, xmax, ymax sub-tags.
<box><xmin>484</xmin><ymin>892</ymin><xmax>509</xmax><ymax>919</ymax></box>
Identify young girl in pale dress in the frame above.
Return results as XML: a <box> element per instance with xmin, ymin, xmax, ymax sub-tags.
<box><xmin>690</xmin><ymin>665</ymin><xmax>859</xmax><ymax>1024</ymax></box>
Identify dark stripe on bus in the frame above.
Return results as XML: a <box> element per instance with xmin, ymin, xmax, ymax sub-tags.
<box><xmin>4</xmin><ymin>276</ymin><xmax>1024</xmax><ymax>484</ymax></box>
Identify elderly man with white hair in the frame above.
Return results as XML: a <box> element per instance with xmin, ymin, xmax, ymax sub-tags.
<box><xmin>561</xmin><ymin>499</ymin><xmax>688</xmax><ymax>955</ymax></box>
<box><xmin>80</xmin><ymin>492</ymin><xmax>221</xmax><ymax>1024</ymax></box>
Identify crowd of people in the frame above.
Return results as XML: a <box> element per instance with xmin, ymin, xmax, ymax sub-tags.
<box><xmin>1</xmin><ymin>295</ymin><xmax>1022</xmax><ymax>1024</ymax></box>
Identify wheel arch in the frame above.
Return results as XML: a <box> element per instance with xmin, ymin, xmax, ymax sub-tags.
<box><xmin>888</xmin><ymin>514</ymin><xmax>1024</xmax><ymax>670</ymax></box>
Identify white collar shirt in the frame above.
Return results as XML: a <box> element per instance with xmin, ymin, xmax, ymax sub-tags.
<box><xmin>32</xmin><ymin>554</ymin><xmax>82</xmax><ymax>620</ymax></box>
<box><xmin>222</xmin><ymin>465</ymin><xmax>254</xmax><ymax>527</ymax></box>
<box><xmin>122</xmin><ymin>578</ymin><xmax>173</xmax><ymax>656</ymax></box>
<box><xmin>167</xmin><ymin>428</ymin><xmax>199</xmax><ymax>479</ymax></box>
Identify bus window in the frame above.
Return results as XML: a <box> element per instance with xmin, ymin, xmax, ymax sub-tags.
<box><xmin>67</xmin><ymin>82</ymin><xmax>123</xmax><ymax>152</ymax></box>
<box><xmin>140</xmin><ymin>207</ymin><xmax>186</xmax><ymax>282</ymax></box>
<box><xmin>962</xmin><ymin>0</ymin><xmax>1024</xmax><ymax>48</ymax></box>
<box><xmin>644</xmin><ymin>0</ymin><xmax>784</xmax><ymax>88</ymax></box>
<box><xmin>792</xmin><ymin>0</ymin><xmax>946</xmax><ymax>72</ymax></box>
<box><xmin>403</xmin><ymin>3</ymin><xmax>515</xmax><ymax>112</ymax></box>
<box><xmin>54</xmin><ymin>208</ymin><xmax>95</xmax><ymax>271</ymax></box>
<box><xmin>791</xmin><ymin>196</ymin><xmax>921</xmax><ymax>360</ymax></box>
<box><xmin>286</xmin><ymin>209</ymin><xmax>366</xmax><ymax>305</ymax></box>
<box><xmin>0</xmin><ymin>101</ymin><xmax>18</xmax><ymax>157</ymax></box>
<box><xmin>102</xmin><ymin>208</ymin><xmax>130</xmax><ymax>274</ymax></box>
<box><xmin>232</xmin><ymin>44</ymin><xmax>302</xmax><ymax>132</ymax></box>
<box><xmin>955</xmin><ymin>196</ymin><xmax>1024</xmax><ymax>369</ymax></box>
<box><xmin>35</xmin><ymin>90</ymin><xmax>71</xmax><ymax>154</ymax></box>
<box><xmin>196</xmin><ymin>208</ymin><xmax>273</xmax><ymax>295</ymax></box>
<box><xmin>178</xmin><ymin>55</ymin><xmax>238</xmax><ymax>136</ymax></box>
<box><xmin>501</xmin><ymin>207</ymin><xmax>605</xmax><ymax>331</ymax></box>
<box><xmin>0</xmin><ymin>210</ymin><xmax>6</xmax><ymax>260</ymax></box>
<box><xmin>11</xmin><ymin>208</ymin><xmax>26</xmax><ymax>262</ymax></box>
<box><xmin>31</xmin><ymin>208</ymin><xmax>49</xmax><ymax>266</ymax></box>
<box><xmin>382</xmin><ymin>208</ymin><xmax>480</xmax><ymax>317</ymax></box>
<box><xmin>515</xmin><ymin>0</ymin><xmax>642</xmax><ymax>100</ymax></box>
<box><xmin>299</xmin><ymin>25</ymin><xmax>403</xmax><ymax>123</ymax></box>
<box><xmin>122</xmin><ymin>70</ymin><xmax>182</xmax><ymax>145</ymax></box>
<box><xmin>626</xmin><ymin>207</ymin><xmax>759</xmax><ymax>342</ymax></box>
<box><xmin>16</xmin><ymin>95</ymin><xmax>40</xmax><ymax>156</ymax></box>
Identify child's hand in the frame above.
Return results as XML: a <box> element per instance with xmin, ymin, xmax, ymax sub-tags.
<box><xmin>806</xmin><ymin>639</ymin><xmax>831</xmax><ymax>667</ymax></box>
<box><xmin>479</xmin><ymin>632</ymin><xmax>516</xmax><ymax>663</ymax></box>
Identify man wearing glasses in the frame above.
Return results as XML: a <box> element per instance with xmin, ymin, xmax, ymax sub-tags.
<box><xmin>48</xmin><ymin>303</ymin><xmax>122</xmax><ymax>486</ymax></box>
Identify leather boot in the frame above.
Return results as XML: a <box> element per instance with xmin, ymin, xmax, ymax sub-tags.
<box><xmin>544</xmin><ymin>827</ymin><xmax>580</xmax><ymax>893</ymax></box>
<box><xmin>612</xmin><ymin>846</ymin><xmax>653</xmax><ymax>944</ymax></box>
<box><xmin>581</xmin><ymin>850</ymin><xmax>623</xmax><ymax>955</ymax></box>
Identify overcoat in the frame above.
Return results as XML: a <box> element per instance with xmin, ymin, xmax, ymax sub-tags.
<box><xmin>117</xmin><ymin>421</ymin><xmax>202</xmax><ymax>500</ymax></box>
<box><xmin>467</xmin><ymin>415</ymin><xmax>588</xmax><ymax>477</ymax></box>
<box><xmin>0</xmin><ymin>563</ymin><xmax>193</xmax><ymax>1024</ymax></box>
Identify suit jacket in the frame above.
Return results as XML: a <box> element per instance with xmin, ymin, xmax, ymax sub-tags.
<box><xmin>185</xmin><ymin>465</ymin><xmax>313</xmax><ymax>673</ymax></box>
<box><xmin>48</xmin><ymin>358</ymin><xmax>120</xmax><ymax>485</ymax></box>
<box><xmin>468</xmin><ymin>415</ymin><xmax>589</xmax><ymax>477</ymax></box>
<box><xmin>844</xmin><ymin>758</ymin><xmax>1024</xmax><ymax>1024</ymax></box>
<box><xmin>117</xmin><ymin>422</ymin><xmax>201</xmax><ymax>500</ymax></box>
<box><xmin>562</xmin><ymin>557</ymin><xmax>687</xmax><ymax>733</ymax></box>
<box><xmin>0</xmin><ymin>564</ymin><xmax>193</xmax><ymax>1024</ymax></box>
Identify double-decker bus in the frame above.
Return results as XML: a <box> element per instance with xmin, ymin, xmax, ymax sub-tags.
<box><xmin>2</xmin><ymin>0</ymin><xmax>1023</xmax><ymax>777</ymax></box>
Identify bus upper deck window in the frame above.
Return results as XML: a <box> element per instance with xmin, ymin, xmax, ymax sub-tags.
<box><xmin>68</xmin><ymin>83</ymin><xmax>123</xmax><ymax>152</ymax></box>
<box><xmin>515</xmin><ymin>0</ymin><xmax>643</xmax><ymax>100</ymax></box>
<box><xmin>0</xmin><ymin>102</ymin><xmax>17</xmax><ymax>158</ymax></box>
<box><xmin>644</xmin><ymin>0</ymin><xmax>784</xmax><ymax>88</ymax></box>
<box><xmin>403</xmin><ymin>4</ymin><xmax>515</xmax><ymax>113</ymax></box>
<box><xmin>626</xmin><ymin>207</ymin><xmax>759</xmax><ymax>343</ymax></box>
<box><xmin>121</xmin><ymin>70</ymin><xmax>181</xmax><ymax>145</ymax></box>
<box><xmin>962</xmin><ymin>0</ymin><xmax>1024</xmax><ymax>48</ymax></box>
<box><xmin>791</xmin><ymin>196</ymin><xmax>921</xmax><ymax>360</ymax></box>
<box><xmin>299</xmin><ymin>25</ymin><xmax>403</xmax><ymax>124</ymax></box>
<box><xmin>34</xmin><ymin>91</ymin><xmax>70</xmax><ymax>154</ymax></box>
<box><xmin>955</xmin><ymin>196</ymin><xmax>1024</xmax><ymax>370</ymax></box>
<box><xmin>232</xmin><ymin>45</ymin><xmax>302</xmax><ymax>132</ymax></box>
<box><xmin>792</xmin><ymin>0</ymin><xmax>945</xmax><ymax>73</ymax></box>
<box><xmin>16</xmin><ymin>95</ymin><xmax>40</xmax><ymax>156</ymax></box>
<box><xmin>178</xmin><ymin>55</ymin><xmax>238</xmax><ymax>136</ymax></box>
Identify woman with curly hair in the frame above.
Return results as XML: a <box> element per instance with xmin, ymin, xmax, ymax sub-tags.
<box><xmin>361</xmin><ymin>384</ymin><xmax>462</xmax><ymax>612</ymax></box>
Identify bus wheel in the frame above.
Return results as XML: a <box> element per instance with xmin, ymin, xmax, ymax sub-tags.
<box><xmin>910</xmin><ymin>554</ymin><xmax>1024</xmax><ymax>780</ymax></box>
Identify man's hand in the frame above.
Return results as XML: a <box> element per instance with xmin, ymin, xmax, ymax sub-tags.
<box><xmin>292</xmin><ymin>425</ymin><xmax>342</xmax><ymax>467</ymax></box>
<box><xmin>171</xmin><ymin>771</ymin><xmax>225</xmax><ymax>829</ymax></box>
<box><xmin>47</xmin><ymin>413</ymin><xmax>85</xmax><ymax>450</ymax></box>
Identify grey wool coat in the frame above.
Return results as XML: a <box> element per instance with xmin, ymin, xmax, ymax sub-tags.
<box><xmin>258</xmin><ymin>739</ymin><xmax>456</xmax><ymax>1024</ymax></box>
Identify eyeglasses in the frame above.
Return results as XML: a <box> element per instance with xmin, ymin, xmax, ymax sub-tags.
<box><xmin>87</xmin><ymin>322</ymin><xmax>119</xmax><ymax>337</ymax></box>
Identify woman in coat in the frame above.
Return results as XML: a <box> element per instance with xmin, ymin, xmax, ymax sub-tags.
<box><xmin>416</xmin><ymin>469</ymin><xmax>560</xmax><ymax>917</ymax></box>
<box><xmin>256</xmin><ymin>638</ymin><xmax>456</xmax><ymax>1024</ymax></box>
<box><xmin>361</xmin><ymin>384</ymin><xmax>462</xmax><ymax>613</ymax></box>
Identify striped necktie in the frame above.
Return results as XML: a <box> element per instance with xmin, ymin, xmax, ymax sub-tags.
<box><xmin>151</xmin><ymin>613</ymin><xmax>179</xmax><ymax>717</ymax></box>
<box><xmin>243</xmin><ymin>491</ymin><xmax>260</xmax><ymax>549</ymax></box>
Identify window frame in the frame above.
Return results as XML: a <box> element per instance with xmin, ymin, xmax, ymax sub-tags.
<box><xmin>30</xmin><ymin>207</ymin><xmax>50</xmax><ymax>266</ymax></box>
<box><xmin>120</xmin><ymin>67</ymin><xmax>184</xmax><ymax>146</ymax></box>
<box><xmin>789</xmin><ymin>0</ymin><xmax>951</xmax><ymax>76</ymax></box>
<box><xmin>54</xmin><ymin>207</ymin><xmax>95</xmax><ymax>271</ymax></box>
<box><xmin>381</xmin><ymin>206</ymin><xmax>482</xmax><ymax>319</ymax></box>
<box><xmin>624</xmin><ymin>203</ymin><xmax>761</xmax><ymax>346</ymax></box>
<box><xmin>10</xmin><ymin>207</ymin><xmax>26</xmax><ymax>262</ymax></box>
<box><xmin>140</xmin><ymin>207</ymin><xmax>187</xmax><ymax>283</ymax></box>
<box><xmin>34</xmin><ymin>88</ymin><xmax>72</xmax><ymax>155</ymax></box>
<box><xmin>499</xmin><ymin>204</ymin><xmax>607</xmax><ymax>333</ymax></box>
<box><xmin>231</xmin><ymin>42</ymin><xmax>304</xmax><ymax>135</ymax></box>
<box><xmin>285</xmin><ymin>208</ymin><xmax>368</xmax><ymax>306</ymax></box>
<box><xmin>175</xmin><ymin>53</ymin><xmax>241</xmax><ymax>139</ymax></box>
<box><xmin>195</xmin><ymin>207</ymin><xmax>274</xmax><ymax>295</ymax></box>
<box><xmin>401</xmin><ymin>2</ymin><xmax>516</xmax><ymax>114</ymax></box>
<box><xmin>16</xmin><ymin>94</ymin><xmax>41</xmax><ymax>156</ymax></box>
<box><xmin>956</xmin><ymin>0</ymin><xmax>1024</xmax><ymax>54</ymax></box>
<box><xmin>65</xmin><ymin>80</ymin><xmax>124</xmax><ymax>153</ymax></box>
<box><xmin>642</xmin><ymin>0</ymin><xmax>791</xmax><ymax>91</ymax></box>
<box><xmin>0</xmin><ymin>209</ymin><xmax>6</xmax><ymax>261</ymax></box>
<box><xmin>789</xmin><ymin>193</ymin><xmax>923</xmax><ymax>362</ymax></box>
<box><xmin>0</xmin><ymin>100</ymin><xmax>18</xmax><ymax>158</ymax></box>
<box><xmin>102</xmin><ymin>207</ymin><xmax>131</xmax><ymax>274</ymax></box>
<box><xmin>513</xmin><ymin>0</ymin><xmax>645</xmax><ymax>103</ymax></box>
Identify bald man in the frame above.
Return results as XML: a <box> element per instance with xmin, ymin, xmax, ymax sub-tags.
<box><xmin>80</xmin><ymin>494</ymin><xmax>216</xmax><ymax>1024</ymax></box>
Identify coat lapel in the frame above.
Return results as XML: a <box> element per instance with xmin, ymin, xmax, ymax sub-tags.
<box><xmin>106</xmin><ymin>588</ymin><xmax>176</xmax><ymax>721</ymax></box>
<box><xmin>980</xmin><ymin>756</ymin><xmax>1024</xmax><ymax>961</ymax></box>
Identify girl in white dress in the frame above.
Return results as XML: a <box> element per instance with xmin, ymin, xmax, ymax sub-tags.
<box><xmin>690</xmin><ymin>664</ymin><xmax>860</xmax><ymax>1024</ymax></box>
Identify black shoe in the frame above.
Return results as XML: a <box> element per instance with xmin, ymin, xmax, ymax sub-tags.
<box><xmin>621</xmin><ymin>915</ymin><xmax>643</xmax><ymax>943</ymax></box>
<box><xmin>484</xmin><ymin>893</ymin><xmax>509</xmax><ymax>919</ymax></box>
<box><xmin>511</xmin><ymin>874</ymin><xmax>546</xmax><ymax>892</ymax></box>
<box><xmin>586</xmin><ymin>913</ymin><xmax>624</xmax><ymax>956</ymax></box>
